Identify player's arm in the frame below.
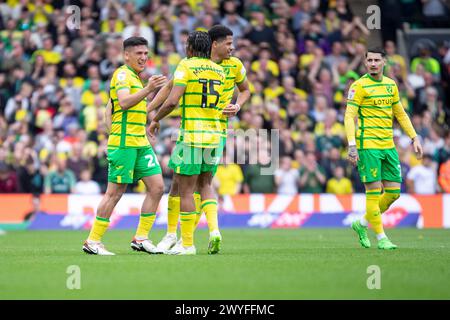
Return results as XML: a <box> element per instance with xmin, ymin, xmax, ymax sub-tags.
<box><xmin>104</xmin><ymin>99</ymin><xmax>112</xmax><ymax>133</ymax></box>
<box><xmin>116</xmin><ymin>75</ymin><xmax>166</xmax><ymax>110</ymax></box>
<box><xmin>392</xmin><ymin>84</ymin><xmax>423</xmax><ymax>159</ymax></box>
<box><xmin>147</xmin><ymin>79</ymin><xmax>174</xmax><ymax>113</ymax></box>
<box><xmin>222</xmin><ymin>79</ymin><xmax>251</xmax><ymax>117</ymax></box>
<box><xmin>148</xmin><ymin>85</ymin><xmax>185</xmax><ymax>136</ymax></box>
<box><xmin>344</xmin><ymin>83</ymin><xmax>363</xmax><ymax>166</ymax></box>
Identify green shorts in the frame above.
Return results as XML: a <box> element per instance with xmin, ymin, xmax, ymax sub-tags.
<box><xmin>107</xmin><ymin>146</ymin><xmax>162</xmax><ymax>184</ymax></box>
<box><xmin>168</xmin><ymin>141</ymin><xmax>221</xmax><ymax>176</ymax></box>
<box><xmin>357</xmin><ymin>148</ymin><xmax>402</xmax><ymax>183</ymax></box>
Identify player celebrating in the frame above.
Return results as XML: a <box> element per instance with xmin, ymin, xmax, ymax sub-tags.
<box><xmin>150</xmin><ymin>25</ymin><xmax>250</xmax><ymax>254</ymax></box>
<box><xmin>83</xmin><ymin>37</ymin><xmax>167</xmax><ymax>255</ymax></box>
<box><xmin>345</xmin><ymin>47</ymin><xmax>423</xmax><ymax>250</ymax></box>
<box><xmin>149</xmin><ymin>31</ymin><xmax>225</xmax><ymax>255</ymax></box>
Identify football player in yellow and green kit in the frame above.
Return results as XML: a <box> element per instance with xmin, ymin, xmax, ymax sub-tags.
<box><xmin>344</xmin><ymin>47</ymin><xmax>423</xmax><ymax>250</ymax></box>
<box><xmin>83</xmin><ymin>37</ymin><xmax>167</xmax><ymax>255</ymax></box>
<box><xmin>149</xmin><ymin>31</ymin><xmax>225</xmax><ymax>255</ymax></box>
<box><xmin>149</xmin><ymin>26</ymin><xmax>250</xmax><ymax>254</ymax></box>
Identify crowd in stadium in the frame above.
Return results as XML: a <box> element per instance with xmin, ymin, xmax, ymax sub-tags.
<box><xmin>0</xmin><ymin>0</ymin><xmax>449</xmax><ymax>196</ymax></box>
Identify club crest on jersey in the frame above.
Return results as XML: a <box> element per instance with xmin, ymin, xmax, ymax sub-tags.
<box><xmin>386</xmin><ymin>86</ymin><xmax>393</xmax><ymax>94</ymax></box>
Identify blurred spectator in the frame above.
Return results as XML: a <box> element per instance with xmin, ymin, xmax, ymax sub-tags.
<box><xmin>44</xmin><ymin>157</ymin><xmax>76</xmax><ymax>194</ymax></box>
<box><xmin>326</xmin><ymin>166</ymin><xmax>353</xmax><ymax>194</ymax></box>
<box><xmin>74</xmin><ymin>169</ymin><xmax>101</xmax><ymax>195</ymax></box>
<box><xmin>0</xmin><ymin>161</ymin><xmax>18</xmax><ymax>193</ymax></box>
<box><xmin>411</xmin><ymin>46</ymin><xmax>441</xmax><ymax>81</ymax></box>
<box><xmin>434</xmin><ymin>131</ymin><xmax>450</xmax><ymax>167</ymax></box>
<box><xmin>406</xmin><ymin>154</ymin><xmax>437</xmax><ymax>194</ymax></box>
<box><xmin>274</xmin><ymin>156</ymin><xmax>299</xmax><ymax>195</ymax></box>
<box><xmin>214</xmin><ymin>150</ymin><xmax>244</xmax><ymax>196</ymax></box>
<box><xmin>243</xmin><ymin>152</ymin><xmax>275</xmax><ymax>193</ymax></box>
<box><xmin>298</xmin><ymin>152</ymin><xmax>326</xmax><ymax>193</ymax></box>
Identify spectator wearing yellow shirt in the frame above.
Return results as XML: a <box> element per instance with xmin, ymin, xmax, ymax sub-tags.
<box><xmin>27</xmin><ymin>0</ymin><xmax>53</xmax><ymax>26</ymax></box>
<box><xmin>213</xmin><ymin>151</ymin><xmax>244</xmax><ymax>196</ymax></box>
<box><xmin>31</xmin><ymin>36</ymin><xmax>61</xmax><ymax>65</ymax></box>
<box><xmin>80</xmin><ymin>79</ymin><xmax>109</xmax><ymax>107</ymax></box>
<box><xmin>251</xmin><ymin>48</ymin><xmax>280</xmax><ymax>78</ymax></box>
<box><xmin>326</xmin><ymin>166</ymin><xmax>353</xmax><ymax>195</ymax></box>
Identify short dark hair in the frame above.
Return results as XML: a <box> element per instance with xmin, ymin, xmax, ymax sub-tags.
<box><xmin>208</xmin><ymin>25</ymin><xmax>233</xmax><ymax>43</ymax></box>
<box><xmin>123</xmin><ymin>36</ymin><xmax>148</xmax><ymax>50</ymax></box>
<box><xmin>366</xmin><ymin>46</ymin><xmax>386</xmax><ymax>58</ymax></box>
<box><xmin>187</xmin><ymin>31</ymin><xmax>211</xmax><ymax>58</ymax></box>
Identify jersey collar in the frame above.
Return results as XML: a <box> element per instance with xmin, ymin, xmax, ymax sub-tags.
<box><xmin>366</xmin><ymin>73</ymin><xmax>383</xmax><ymax>83</ymax></box>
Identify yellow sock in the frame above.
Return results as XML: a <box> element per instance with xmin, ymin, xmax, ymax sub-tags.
<box><xmin>167</xmin><ymin>195</ymin><xmax>180</xmax><ymax>234</ymax></box>
<box><xmin>88</xmin><ymin>216</ymin><xmax>110</xmax><ymax>242</ymax></box>
<box><xmin>180</xmin><ymin>211</ymin><xmax>196</xmax><ymax>247</ymax></box>
<box><xmin>193</xmin><ymin>192</ymin><xmax>202</xmax><ymax>229</ymax></box>
<box><xmin>379</xmin><ymin>187</ymin><xmax>400</xmax><ymax>214</ymax></box>
<box><xmin>135</xmin><ymin>213</ymin><xmax>156</xmax><ymax>239</ymax></box>
<box><xmin>202</xmin><ymin>199</ymin><xmax>219</xmax><ymax>233</ymax></box>
<box><xmin>364</xmin><ymin>189</ymin><xmax>383</xmax><ymax>235</ymax></box>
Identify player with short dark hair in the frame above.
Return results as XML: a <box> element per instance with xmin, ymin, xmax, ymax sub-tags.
<box><xmin>82</xmin><ymin>37</ymin><xmax>167</xmax><ymax>255</ymax></box>
<box><xmin>345</xmin><ymin>47</ymin><xmax>423</xmax><ymax>250</ymax></box>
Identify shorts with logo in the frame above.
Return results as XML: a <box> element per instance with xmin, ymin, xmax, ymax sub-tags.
<box><xmin>107</xmin><ymin>146</ymin><xmax>161</xmax><ymax>184</ymax></box>
<box><xmin>357</xmin><ymin>148</ymin><xmax>402</xmax><ymax>183</ymax></box>
<box><xmin>168</xmin><ymin>141</ymin><xmax>220</xmax><ymax>176</ymax></box>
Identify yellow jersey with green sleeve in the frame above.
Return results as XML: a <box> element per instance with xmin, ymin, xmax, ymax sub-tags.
<box><xmin>108</xmin><ymin>65</ymin><xmax>149</xmax><ymax>149</ymax></box>
<box><xmin>345</xmin><ymin>74</ymin><xmax>416</xmax><ymax>149</ymax></box>
<box><xmin>173</xmin><ymin>57</ymin><xmax>225</xmax><ymax>148</ymax></box>
<box><xmin>216</xmin><ymin>56</ymin><xmax>247</xmax><ymax>134</ymax></box>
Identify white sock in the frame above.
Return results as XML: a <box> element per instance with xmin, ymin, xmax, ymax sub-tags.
<box><xmin>376</xmin><ymin>233</ymin><xmax>387</xmax><ymax>241</ymax></box>
<box><xmin>360</xmin><ymin>216</ymin><xmax>369</xmax><ymax>227</ymax></box>
<box><xmin>135</xmin><ymin>236</ymin><xmax>147</xmax><ymax>241</ymax></box>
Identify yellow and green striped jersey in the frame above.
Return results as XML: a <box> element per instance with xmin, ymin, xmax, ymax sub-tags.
<box><xmin>173</xmin><ymin>57</ymin><xmax>225</xmax><ymax>148</ymax></box>
<box><xmin>216</xmin><ymin>57</ymin><xmax>247</xmax><ymax>133</ymax></box>
<box><xmin>346</xmin><ymin>73</ymin><xmax>416</xmax><ymax>149</ymax></box>
<box><xmin>108</xmin><ymin>65</ymin><xmax>149</xmax><ymax>149</ymax></box>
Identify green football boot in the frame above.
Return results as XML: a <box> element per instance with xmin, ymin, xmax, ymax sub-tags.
<box><xmin>351</xmin><ymin>220</ymin><xmax>371</xmax><ymax>248</ymax></box>
<box><xmin>377</xmin><ymin>237</ymin><xmax>397</xmax><ymax>250</ymax></box>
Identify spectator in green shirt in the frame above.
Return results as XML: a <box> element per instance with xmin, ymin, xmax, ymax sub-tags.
<box><xmin>44</xmin><ymin>157</ymin><xmax>76</xmax><ymax>194</ymax></box>
<box><xmin>243</xmin><ymin>152</ymin><xmax>275</xmax><ymax>194</ymax></box>
<box><xmin>410</xmin><ymin>46</ymin><xmax>441</xmax><ymax>80</ymax></box>
<box><xmin>299</xmin><ymin>152</ymin><xmax>326</xmax><ymax>193</ymax></box>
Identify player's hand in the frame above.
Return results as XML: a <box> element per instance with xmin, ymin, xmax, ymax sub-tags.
<box><xmin>412</xmin><ymin>136</ymin><xmax>423</xmax><ymax>160</ymax></box>
<box><xmin>146</xmin><ymin>75</ymin><xmax>167</xmax><ymax>93</ymax></box>
<box><xmin>148</xmin><ymin>120</ymin><xmax>160</xmax><ymax>137</ymax></box>
<box><xmin>222</xmin><ymin>104</ymin><xmax>240</xmax><ymax>117</ymax></box>
<box><xmin>347</xmin><ymin>145</ymin><xmax>359</xmax><ymax>166</ymax></box>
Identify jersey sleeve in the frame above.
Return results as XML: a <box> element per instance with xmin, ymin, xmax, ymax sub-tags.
<box><xmin>344</xmin><ymin>81</ymin><xmax>363</xmax><ymax>145</ymax></box>
<box><xmin>173</xmin><ymin>61</ymin><xmax>190</xmax><ymax>87</ymax></box>
<box><xmin>392</xmin><ymin>83</ymin><xmax>417</xmax><ymax>139</ymax></box>
<box><xmin>112</xmin><ymin>69</ymin><xmax>132</xmax><ymax>93</ymax></box>
<box><xmin>234</xmin><ymin>58</ymin><xmax>247</xmax><ymax>85</ymax></box>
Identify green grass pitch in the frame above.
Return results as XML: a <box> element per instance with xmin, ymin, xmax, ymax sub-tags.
<box><xmin>1</xmin><ymin>228</ymin><xmax>450</xmax><ymax>299</ymax></box>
